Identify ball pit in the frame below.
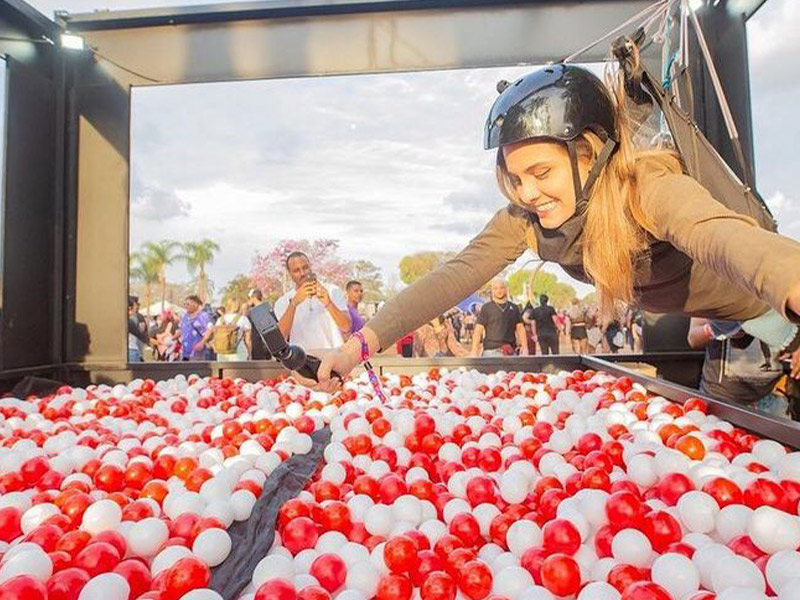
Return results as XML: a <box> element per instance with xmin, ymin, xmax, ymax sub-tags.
<box><xmin>0</xmin><ymin>368</ymin><xmax>796</xmax><ymax>600</ymax></box>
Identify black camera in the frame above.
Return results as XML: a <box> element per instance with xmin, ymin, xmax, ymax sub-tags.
<box><xmin>248</xmin><ymin>302</ymin><xmax>339</xmax><ymax>382</ymax></box>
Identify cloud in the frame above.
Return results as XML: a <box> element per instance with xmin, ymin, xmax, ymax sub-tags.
<box><xmin>131</xmin><ymin>184</ymin><xmax>190</xmax><ymax>220</ymax></box>
<box><xmin>442</xmin><ymin>172</ymin><xmax>505</xmax><ymax>213</ymax></box>
<box><xmin>766</xmin><ymin>191</ymin><xmax>800</xmax><ymax>241</ymax></box>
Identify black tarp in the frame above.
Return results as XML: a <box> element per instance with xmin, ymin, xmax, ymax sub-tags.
<box><xmin>210</xmin><ymin>427</ymin><xmax>332</xmax><ymax>599</ymax></box>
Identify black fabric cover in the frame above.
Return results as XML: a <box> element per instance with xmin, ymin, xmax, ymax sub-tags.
<box><xmin>210</xmin><ymin>427</ymin><xmax>332</xmax><ymax>599</ymax></box>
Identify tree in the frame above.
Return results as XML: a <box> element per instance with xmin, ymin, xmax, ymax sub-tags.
<box><xmin>220</xmin><ymin>274</ymin><xmax>254</xmax><ymax>308</ymax></box>
<box><xmin>129</xmin><ymin>251</ymin><xmax>160</xmax><ymax>316</ymax></box>
<box><xmin>508</xmin><ymin>269</ymin><xmax>577</xmax><ymax>308</ymax></box>
<box><xmin>141</xmin><ymin>240</ymin><xmax>183</xmax><ymax>310</ymax></box>
<box><xmin>398</xmin><ymin>251</ymin><xmax>456</xmax><ymax>285</ymax></box>
<box><xmin>182</xmin><ymin>239</ymin><xmax>221</xmax><ymax>303</ymax></box>
<box><xmin>251</xmin><ymin>239</ymin><xmax>352</xmax><ymax>299</ymax></box>
<box><xmin>349</xmin><ymin>259</ymin><xmax>384</xmax><ymax>302</ymax></box>
<box><xmin>581</xmin><ymin>291</ymin><xmax>598</xmax><ymax>306</ymax></box>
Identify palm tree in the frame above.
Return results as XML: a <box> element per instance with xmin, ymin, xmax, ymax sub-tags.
<box><xmin>129</xmin><ymin>251</ymin><xmax>160</xmax><ymax>316</ymax></box>
<box><xmin>142</xmin><ymin>240</ymin><xmax>183</xmax><ymax>310</ymax></box>
<box><xmin>182</xmin><ymin>239</ymin><xmax>220</xmax><ymax>303</ymax></box>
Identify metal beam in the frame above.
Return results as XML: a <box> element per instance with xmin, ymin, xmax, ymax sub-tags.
<box><xmin>70</xmin><ymin>1</ymin><xmax>652</xmax><ymax>87</ymax></box>
<box><xmin>0</xmin><ymin>0</ymin><xmax>60</xmax><ymax>39</ymax></box>
<box><xmin>62</xmin><ymin>0</ymin><xmax>638</xmax><ymax>30</ymax></box>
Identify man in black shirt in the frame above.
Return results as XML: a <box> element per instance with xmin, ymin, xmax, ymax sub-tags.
<box><xmin>471</xmin><ymin>279</ymin><xmax>528</xmax><ymax>356</ymax></box>
<box><xmin>531</xmin><ymin>294</ymin><xmax>560</xmax><ymax>355</ymax></box>
<box><xmin>246</xmin><ymin>288</ymin><xmax>272</xmax><ymax>360</ymax></box>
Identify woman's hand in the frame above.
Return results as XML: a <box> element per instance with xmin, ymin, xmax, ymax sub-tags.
<box><xmin>294</xmin><ymin>327</ymin><xmax>381</xmax><ymax>393</ymax></box>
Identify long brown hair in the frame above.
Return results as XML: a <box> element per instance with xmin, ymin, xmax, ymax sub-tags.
<box><xmin>495</xmin><ymin>57</ymin><xmax>682</xmax><ymax>317</ymax></box>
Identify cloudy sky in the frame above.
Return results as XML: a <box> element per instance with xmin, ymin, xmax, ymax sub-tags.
<box><xmin>29</xmin><ymin>0</ymin><xmax>798</xmax><ymax>300</ymax></box>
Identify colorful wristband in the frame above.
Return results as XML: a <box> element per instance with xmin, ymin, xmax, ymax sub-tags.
<box><xmin>352</xmin><ymin>330</ymin><xmax>387</xmax><ymax>401</ymax></box>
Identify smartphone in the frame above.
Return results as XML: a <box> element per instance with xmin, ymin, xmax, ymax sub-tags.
<box><xmin>306</xmin><ymin>272</ymin><xmax>318</xmax><ymax>296</ymax></box>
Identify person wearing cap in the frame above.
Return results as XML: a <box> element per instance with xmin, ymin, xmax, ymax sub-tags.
<box><xmin>311</xmin><ymin>57</ymin><xmax>800</xmax><ymax>390</ymax></box>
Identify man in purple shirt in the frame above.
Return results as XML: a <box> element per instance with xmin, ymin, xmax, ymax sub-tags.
<box><xmin>345</xmin><ymin>280</ymin><xmax>365</xmax><ymax>336</ymax></box>
<box><xmin>180</xmin><ymin>295</ymin><xmax>213</xmax><ymax>360</ymax></box>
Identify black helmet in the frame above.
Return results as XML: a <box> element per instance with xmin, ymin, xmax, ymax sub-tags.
<box><xmin>485</xmin><ymin>64</ymin><xmax>616</xmax><ymax>149</ymax></box>
<box><xmin>485</xmin><ymin>64</ymin><xmax>619</xmax><ymax>210</ymax></box>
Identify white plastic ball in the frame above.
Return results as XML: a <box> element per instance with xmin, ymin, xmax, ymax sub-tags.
<box><xmin>78</xmin><ymin>573</ymin><xmax>130</xmax><ymax>600</ymax></box>
<box><xmin>716</xmin><ymin>504</ymin><xmax>754</xmax><ymax>544</ymax></box>
<box><xmin>151</xmin><ymin>545</ymin><xmax>193</xmax><ymax>576</ymax></box>
<box><xmin>128</xmin><ymin>517</ymin><xmax>169</xmax><ymax>558</ymax></box>
<box><xmin>677</xmin><ymin>491</ymin><xmax>720</xmax><ymax>533</ymax></box>
<box><xmin>193</xmin><ymin>528</ymin><xmax>232</xmax><ymax>567</ymax></box>
<box><xmin>231</xmin><ymin>490</ymin><xmax>257</xmax><ymax>521</ymax></box>
<box><xmin>651</xmin><ymin>552</ymin><xmax>700</xmax><ymax>599</ymax></box>
<box><xmin>766</xmin><ymin>551</ymin><xmax>800</xmax><ymax>594</ymax></box>
<box><xmin>252</xmin><ymin>554</ymin><xmax>295</xmax><ymax>587</ymax></box>
<box><xmin>0</xmin><ymin>547</ymin><xmax>52</xmax><ymax>583</ymax></box>
<box><xmin>748</xmin><ymin>506</ymin><xmax>800</xmax><ymax>554</ymax></box>
<box><xmin>611</xmin><ymin>528</ymin><xmax>652</xmax><ymax>568</ymax></box>
<box><xmin>711</xmin><ymin>554</ymin><xmax>766</xmax><ymax>594</ymax></box>
<box><xmin>493</xmin><ymin>566</ymin><xmax>534</xmax><ymax>599</ymax></box>
<box><xmin>506</xmin><ymin>520</ymin><xmax>543</xmax><ymax>557</ymax></box>
<box><xmin>81</xmin><ymin>499</ymin><xmax>123</xmax><ymax>535</ymax></box>
<box><xmin>577</xmin><ymin>581</ymin><xmax>620</xmax><ymax>600</ymax></box>
<box><xmin>693</xmin><ymin>543</ymin><xmax>734</xmax><ymax>590</ymax></box>
<box><xmin>345</xmin><ymin>560</ymin><xmax>381</xmax><ymax>598</ymax></box>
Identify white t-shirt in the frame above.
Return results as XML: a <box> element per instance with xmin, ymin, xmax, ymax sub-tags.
<box><xmin>274</xmin><ymin>283</ymin><xmax>349</xmax><ymax>351</ymax></box>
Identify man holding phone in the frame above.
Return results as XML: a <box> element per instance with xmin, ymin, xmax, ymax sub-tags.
<box><xmin>274</xmin><ymin>251</ymin><xmax>351</xmax><ymax>351</ymax></box>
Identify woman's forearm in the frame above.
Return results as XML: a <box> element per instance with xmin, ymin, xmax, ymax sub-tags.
<box><xmin>366</xmin><ymin>206</ymin><xmax>529</xmax><ymax>349</ymax></box>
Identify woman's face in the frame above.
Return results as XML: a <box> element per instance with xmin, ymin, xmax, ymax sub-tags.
<box><xmin>502</xmin><ymin>141</ymin><xmax>589</xmax><ymax>229</ymax></box>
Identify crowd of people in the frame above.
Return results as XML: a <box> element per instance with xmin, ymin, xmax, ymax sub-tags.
<box><xmin>128</xmin><ymin>252</ymin><xmax>643</xmax><ymax>365</ymax></box>
<box><xmin>395</xmin><ymin>279</ymin><xmax>643</xmax><ymax>358</ymax></box>
<box><xmin>127</xmin><ymin>252</ymin><xmax>368</xmax><ymax>363</ymax></box>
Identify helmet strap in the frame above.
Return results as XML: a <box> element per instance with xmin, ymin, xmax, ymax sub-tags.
<box><xmin>566</xmin><ymin>140</ymin><xmax>586</xmax><ymax>214</ymax></box>
<box><xmin>567</xmin><ymin>138</ymin><xmax>618</xmax><ymax>215</ymax></box>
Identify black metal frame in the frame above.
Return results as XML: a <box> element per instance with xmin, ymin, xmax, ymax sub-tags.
<box><xmin>0</xmin><ymin>0</ymin><xmax>780</xmax><ymax>410</ymax></box>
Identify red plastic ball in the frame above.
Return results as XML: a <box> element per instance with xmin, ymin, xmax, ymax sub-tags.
<box><xmin>309</xmin><ymin>554</ymin><xmax>347</xmax><ymax>593</ymax></box>
<box><xmin>255</xmin><ymin>578</ymin><xmax>298</xmax><ymax>600</ymax></box>
<box><xmin>465</xmin><ymin>477</ymin><xmax>497</xmax><ymax>507</ymax></box>
<box><xmin>162</xmin><ymin>556</ymin><xmax>211</xmax><ymax>600</ymax></box>
<box><xmin>282</xmin><ymin>517</ymin><xmax>320</xmax><ymax>555</ymax></box>
<box><xmin>540</xmin><ymin>554</ymin><xmax>581</xmax><ymax>597</ymax></box>
<box><xmin>656</xmin><ymin>473</ymin><xmax>694</xmax><ymax>506</ymax></box>
<box><xmin>113</xmin><ymin>559</ymin><xmax>153</xmax><ymax>599</ymax></box>
<box><xmin>384</xmin><ymin>535</ymin><xmax>420</xmax><ymax>573</ymax></box>
<box><xmin>376</xmin><ymin>574</ymin><xmax>413</xmax><ymax>600</ymax></box>
<box><xmin>448</xmin><ymin>513</ymin><xmax>481</xmax><ymax>547</ymax></box>
<box><xmin>542</xmin><ymin>519</ymin><xmax>581</xmax><ymax>556</ymax></box>
<box><xmin>73</xmin><ymin>542</ymin><xmax>121</xmax><ymax>577</ymax></box>
<box><xmin>421</xmin><ymin>571</ymin><xmax>457</xmax><ymax>600</ymax></box>
<box><xmin>0</xmin><ymin>507</ymin><xmax>22</xmax><ymax>543</ymax></box>
<box><xmin>298</xmin><ymin>585</ymin><xmax>331</xmax><ymax>600</ymax></box>
<box><xmin>45</xmin><ymin>568</ymin><xmax>90</xmax><ymax>600</ymax></box>
<box><xmin>621</xmin><ymin>581</ymin><xmax>673</xmax><ymax>600</ymax></box>
<box><xmin>0</xmin><ymin>575</ymin><xmax>46</xmax><ymax>600</ymax></box>
<box><xmin>457</xmin><ymin>560</ymin><xmax>492</xmax><ymax>600</ymax></box>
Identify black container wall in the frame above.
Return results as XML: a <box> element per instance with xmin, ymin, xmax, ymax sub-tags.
<box><xmin>0</xmin><ymin>1</ymin><xmax>61</xmax><ymax>378</ymax></box>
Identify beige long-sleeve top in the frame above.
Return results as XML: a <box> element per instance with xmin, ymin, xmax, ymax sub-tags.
<box><xmin>368</xmin><ymin>161</ymin><xmax>800</xmax><ymax>350</ymax></box>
